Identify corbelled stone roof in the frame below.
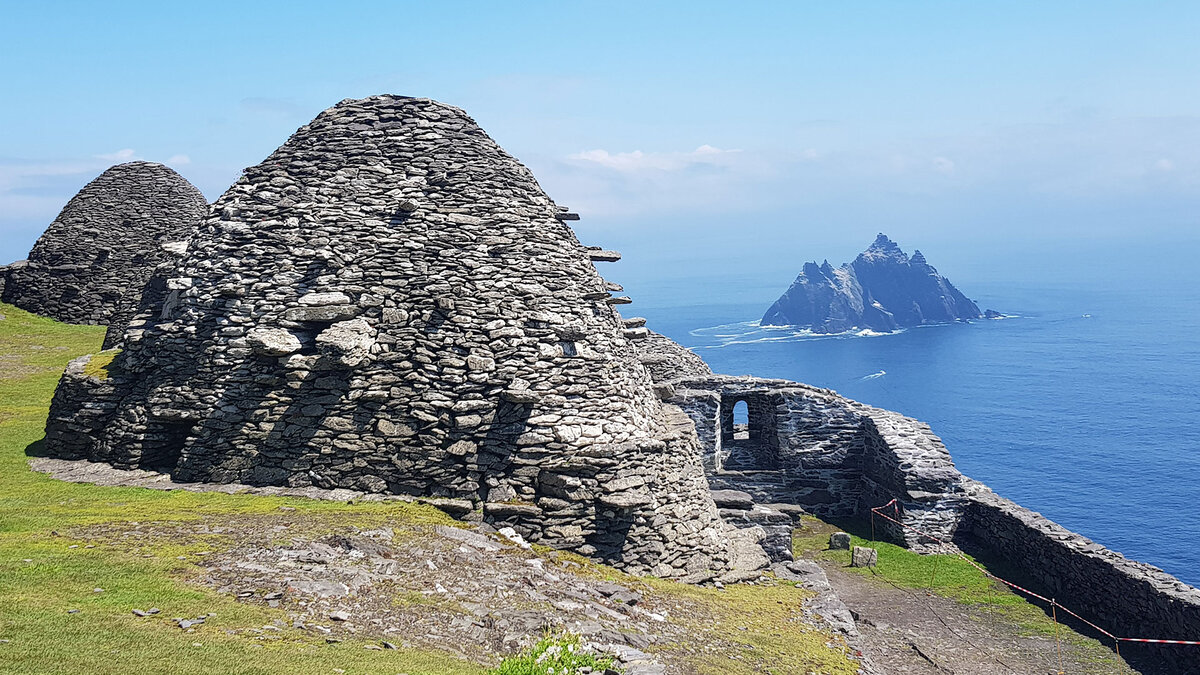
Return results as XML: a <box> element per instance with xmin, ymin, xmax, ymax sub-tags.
<box><xmin>44</xmin><ymin>96</ymin><xmax>745</xmax><ymax>578</ymax></box>
<box><xmin>1</xmin><ymin>161</ymin><xmax>207</xmax><ymax>326</ymax></box>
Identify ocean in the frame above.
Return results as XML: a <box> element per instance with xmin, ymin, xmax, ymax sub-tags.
<box><xmin>638</xmin><ymin>279</ymin><xmax>1200</xmax><ymax>587</ymax></box>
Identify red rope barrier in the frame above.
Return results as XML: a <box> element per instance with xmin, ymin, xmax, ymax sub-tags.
<box><xmin>868</xmin><ymin>500</ymin><xmax>1200</xmax><ymax>649</ymax></box>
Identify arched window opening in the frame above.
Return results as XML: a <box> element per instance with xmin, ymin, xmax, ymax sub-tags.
<box><xmin>732</xmin><ymin>400</ymin><xmax>750</xmax><ymax>440</ymax></box>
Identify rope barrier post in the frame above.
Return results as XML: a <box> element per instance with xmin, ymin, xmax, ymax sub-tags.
<box><xmin>870</xmin><ymin>508</ymin><xmax>875</xmax><ymax>547</ymax></box>
<box><xmin>1114</xmin><ymin>638</ymin><xmax>1121</xmax><ymax>659</ymax></box>
<box><xmin>1052</xmin><ymin>599</ymin><xmax>1064</xmax><ymax>675</ymax></box>
<box><xmin>929</xmin><ymin>539</ymin><xmax>941</xmax><ymax>591</ymax></box>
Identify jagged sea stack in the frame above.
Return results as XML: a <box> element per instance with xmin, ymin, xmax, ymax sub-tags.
<box><xmin>1</xmin><ymin>162</ymin><xmax>207</xmax><ymax>328</ymax></box>
<box><xmin>762</xmin><ymin>234</ymin><xmax>981</xmax><ymax>333</ymax></box>
<box><xmin>44</xmin><ymin>96</ymin><xmax>748</xmax><ymax>579</ymax></box>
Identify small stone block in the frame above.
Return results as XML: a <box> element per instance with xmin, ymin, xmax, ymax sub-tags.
<box><xmin>851</xmin><ymin>546</ymin><xmax>878</xmax><ymax>568</ymax></box>
<box><xmin>829</xmin><ymin>532</ymin><xmax>851</xmax><ymax>550</ymax></box>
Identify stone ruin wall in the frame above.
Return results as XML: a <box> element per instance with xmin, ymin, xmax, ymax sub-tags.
<box><xmin>665</xmin><ymin>374</ymin><xmax>965</xmax><ymax>545</ymax></box>
<box><xmin>1</xmin><ymin>161</ymin><xmax>207</xmax><ymax>328</ymax></box>
<box><xmin>43</xmin><ymin>96</ymin><xmax>753</xmax><ymax>580</ymax></box>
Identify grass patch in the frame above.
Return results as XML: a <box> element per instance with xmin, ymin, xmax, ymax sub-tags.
<box><xmin>540</xmin><ymin>548</ymin><xmax>860</xmax><ymax>673</ymax></box>
<box><xmin>489</xmin><ymin>632</ymin><xmax>616</xmax><ymax>675</ymax></box>
<box><xmin>794</xmin><ymin>514</ymin><xmax>1133</xmax><ymax>661</ymax></box>
<box><xmin>81</xmin><ymin>348</ymin><xmax>120</xmax><ymax>379</ymax></box>
<box><xmin>639</xmin><ymin>576</ymin><xmax>860</xmax><ymax>675</ymax></box>
<box><xmin>793</xmin><ymin>516</ymin><xmax>1021</xmax><ymax>608</ymax></box>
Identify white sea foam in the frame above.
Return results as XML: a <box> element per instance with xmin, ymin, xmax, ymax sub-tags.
<box><xmin>859</xmin><ymin>370</ymin><xmax>887</xmax><ymax>380</ymax></box>
<box><xmin>686</xmin><ymin>320</ymin><xmax>907</xmax><ymax>350</ymax></box>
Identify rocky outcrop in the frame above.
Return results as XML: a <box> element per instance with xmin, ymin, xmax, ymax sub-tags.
<box><xmin>761</xmin><ymin>234</ymin><xmax>981</xmax><ymax>333</ymax></box>
<box><xmin>42</xmin><ymin>95</ymin><xmax>749</xmax><ymax>580</ymax></box>
<box><xmin>2</xmin><ymin>162</ymin><xmax>206</xmax><ymax>327</ymax></box>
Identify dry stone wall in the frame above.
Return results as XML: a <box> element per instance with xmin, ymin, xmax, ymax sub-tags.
<box><xmin>43</xmin><ymin>96</ymin><xmax>745</xmax><ymax>579</ymax></box>
<box><xmin>2</xmin><ymin>161</ymin><xmax>206</xmax><ymax>327</ymax></box>
<box><xmin>959</xmin><ymin>484</ymin><xmax>1200</xmax><ymax>674</ymax></box>
<box><xmin>635</xmin><ymin>329</ymin><xmax>712</xmax><ymax>383</ymax></box>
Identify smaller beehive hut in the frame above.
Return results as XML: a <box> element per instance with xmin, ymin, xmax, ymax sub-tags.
<box><xmin>1</xmin><ymin>162</ymin><xmax>207</xmax><ymax>328</ymax></box>
<box><xmin>44</xmin><ymin>96</ymin><xmax>752</xmax><ymax>578</ymax></box>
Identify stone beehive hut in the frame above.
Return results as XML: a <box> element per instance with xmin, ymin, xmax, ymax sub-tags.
<box><xmin>45</xmin><ymin>95</ymin><xmax>746</xmax><ymax>578</ymax></box>
<box><xmin>1</xmin><ymin>161</ymin><xmax>207</xmax><ymax>328</ymax></box>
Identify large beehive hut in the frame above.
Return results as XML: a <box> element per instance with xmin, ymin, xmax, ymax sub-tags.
<box><xmin>1</xmin><ymin>162</ymin><xmax>207</xmax><ymax>328</ymax></box>
<box><xmin>44</xmin><ymin>96</ymin><xmax>745</xmax><ymax>578</ymax></box>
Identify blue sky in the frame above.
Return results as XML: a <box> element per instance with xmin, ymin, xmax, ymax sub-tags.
<box><xmin>3</xmin><ymin>1</ymin><xmax>1198</xmax><ymax>304</ymax></box>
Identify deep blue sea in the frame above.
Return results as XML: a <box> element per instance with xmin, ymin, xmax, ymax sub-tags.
<box><xmin>640</xmin><ymin>280</ymin><xmax>1200</xmax><ymax>586</ymax></box>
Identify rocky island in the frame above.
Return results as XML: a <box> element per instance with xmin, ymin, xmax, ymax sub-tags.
<box><xmin>761</xmin><ymin>234</ymin><xmax>983</xmax><ymax>333</ymax></box>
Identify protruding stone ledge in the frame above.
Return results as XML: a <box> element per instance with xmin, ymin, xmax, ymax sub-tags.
<box><xmin>652</xmin><ymin>383</ymin><xmax>676</xmax><ymax>400</ymax></box>
<box><xmin>599</xmin><ymin>491</ymin><xmax>651</xmax><ymax>509</ymax></box>
<box><xmin>587</xmin><ymin>248</ymin><xmax>622</xmax><ymax>262</ymax></box>
<box><xmin>484</xmin><ymin>502</ymin><xmax>542</xmax><ymax>518</ymax></box>
<box><xmin>622</xmin><ymin>317</ymin><xmax>648</xmax><ymax>328</ymax></box>
<box><xmin>623</xmin><ymin>327</ymin><xmax>649</xmax><ymax>340</ymax></box>
<box><xmin>606</xmin><ymin>296</ymin><xmax>632</xmax><ymax>305</ymax></box>
<box><xmin>247</xmin><ymin>328</ymin><xmax>302</xmax><ymax>356</ymax></box>
<box><xmin>501</xmin><ymin>388</ymin><xmax>540</xmax><ymax>404</ymax></box>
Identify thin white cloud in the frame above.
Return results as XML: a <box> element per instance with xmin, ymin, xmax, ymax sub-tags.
<box><xmin>568</xmin><ymin>145</ymin><xmax>742</xmax><ymax>172</ymax></box>
<box><xmin>96</xmin><ymin>148</ymin><xmax>139</xmax><ymax>162</ymax></box>
<box><xmin>932</xmin><ymin>156</ymin><xmax>956</xmax><ymax>174</ymax></box>
<box><xmin>167</xmin><ymin>154</ymin><xmax>192</xmax><ymax>165</ymax></box>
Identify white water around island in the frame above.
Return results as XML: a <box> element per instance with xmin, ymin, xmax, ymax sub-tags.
<box><xmin>638</xmin><ymin>278</ymin><xmax>1200</xmax><ymax>587</ymax></box>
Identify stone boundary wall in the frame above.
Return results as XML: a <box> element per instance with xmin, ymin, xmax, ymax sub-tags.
<box><xmin>958</xmin><ymin>483</ymin><xmax>1200</xmax><ymax>673</ymax></box>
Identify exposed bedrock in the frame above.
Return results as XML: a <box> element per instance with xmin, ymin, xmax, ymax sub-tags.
<box><xmin>42</xmin><ymin>95</ymin><xmax>752</xmax><ymax>580</ymax></box>
<box><xmin>761</xmin><ymin>233</ymin><xmax>982</xmax><ymax>333</ymax></box>
<box><xmin>2</xmin><ymin>161</ymin><xmax>206</xmax><ymax>329</ymax></box>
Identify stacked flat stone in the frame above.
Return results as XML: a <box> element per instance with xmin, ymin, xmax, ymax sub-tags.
<box><xmin>1</xmin><ymin>162</ymin><xmax>206</xmax><ymax>327</ymax></box>
<box><xmin>44</xmin><ymin>96</ymin><xmax>744</xmax><ymax>579</ymax></box>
